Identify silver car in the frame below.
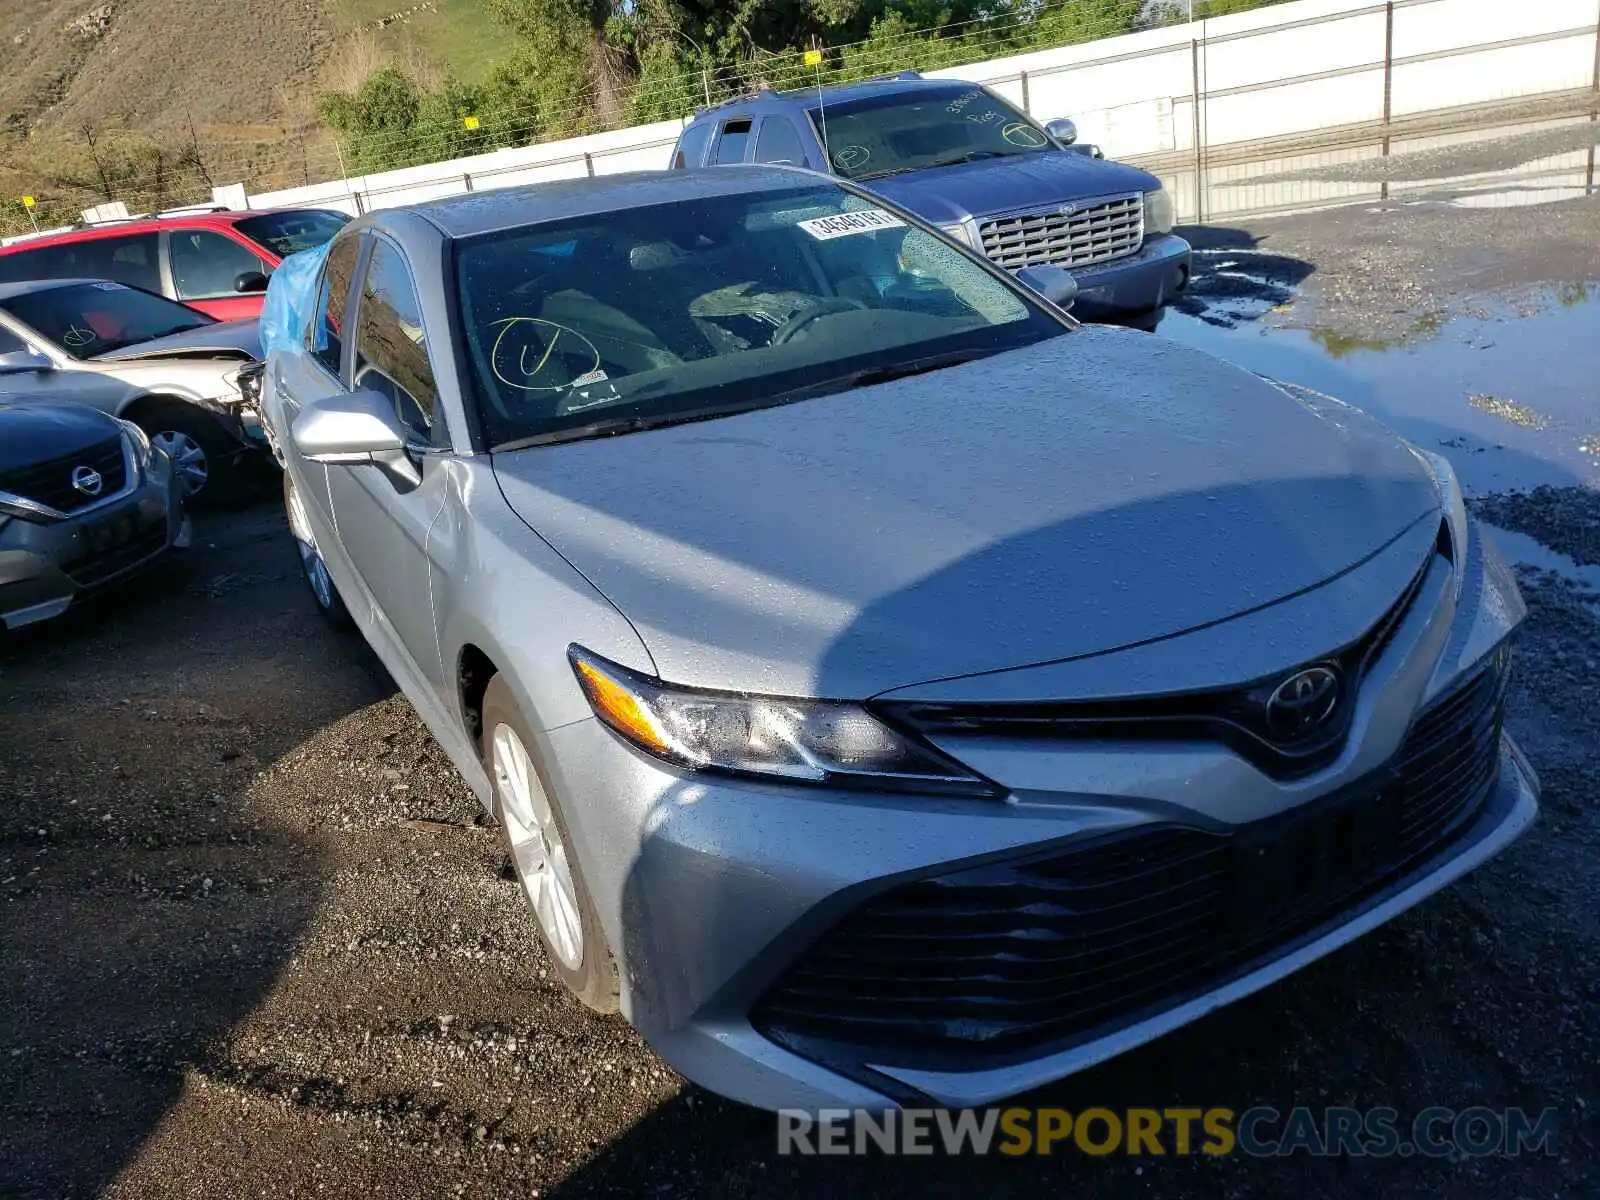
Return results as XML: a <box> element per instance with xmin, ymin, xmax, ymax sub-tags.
<box><xmin>263</xmin><ymin>167</ymin><xmax>1539</xmax><ymax>1112</ymax></box>
<box><xmin>0</xmin><ymin>279</ymin><xmax>264</xmax><ymax>500</ymax></box>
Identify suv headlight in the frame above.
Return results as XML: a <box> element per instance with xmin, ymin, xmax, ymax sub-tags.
<box><xmin>1143</xmin><ymin>186</ymin><xmax>1175</xmax><ymax>235</ymax></box>
<box><xmin>570</xmin><ymin>647</ymin><xmax>1000</xmax><ymax>796</ymax></box>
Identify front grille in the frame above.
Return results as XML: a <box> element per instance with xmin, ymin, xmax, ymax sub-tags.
<box><xmin>879</xmin><ymin>537</ymin><xmax>1438</xmax><ymax>781</ymax></box>
<box><xmin>62</xmin><ymin>515</ymin><xmax>167</xmax><ymax>587</ymax></box>
<box><xmin>0</xmin><ymin>436</ymin><xmax>127</xmax><ymax>515</ymax></box>
<box><xmin>979</xmin><ymin>194</ymin><xmax>1144</xmax><ymax>271</ymax></box>
<box><xmin>754</xmin><ymin>652</ymin><xmax>1509</xmax><ymax>1076</ymax></box>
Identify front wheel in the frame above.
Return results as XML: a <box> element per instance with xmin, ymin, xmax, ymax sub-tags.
<box><xmin>282</xmin><ymin>472</ymin><xmax>352</xmax><ymax>629</ymax></box>
<box><xmin>482</xmin><ymin>675</ymin><xmax>619</xmax><ymax>1013</ymax></box>
<box><xmin>137</xmin><ymin>401</ymin><xmax>246</xmax><ymax>505</ymax></box>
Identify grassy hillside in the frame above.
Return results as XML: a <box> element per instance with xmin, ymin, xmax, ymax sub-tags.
<box><xmin>0</xmin><ymin>0</ymin><xmax>500</xmax><ymax>230</ymax></box>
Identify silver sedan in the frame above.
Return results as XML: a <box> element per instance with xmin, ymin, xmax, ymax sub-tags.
<box><xmin>262</xmin><ymin>166</ymin><xmax>1538</xmax><ymax>1112</ymax></box>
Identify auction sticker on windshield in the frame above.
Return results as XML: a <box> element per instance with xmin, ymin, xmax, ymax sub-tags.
<box><xmin>797</xmin><ymin>209</ymin><xmax>906</xmax><ymax>240</ymax></box>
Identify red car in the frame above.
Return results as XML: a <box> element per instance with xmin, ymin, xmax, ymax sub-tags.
<box><xmin>0</xmin><ymin>208</ymin><xmax>349</xmax><ymax>321</ymax></box>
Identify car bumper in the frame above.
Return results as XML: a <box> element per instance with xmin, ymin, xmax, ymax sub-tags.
<box><xmin>1065</xmin><ymin>233</ymin><xmax>1191</xmax><ymax>316</ymax></box>
<box><xmin>0</xmin><ymin>464</ymin><xmax>189</xmax><ymax>630</ymax></box>
<box><xmin>512</xmin><ymin>520</ymin><xmax>1535</xmax><ymax>1112</ymax></box>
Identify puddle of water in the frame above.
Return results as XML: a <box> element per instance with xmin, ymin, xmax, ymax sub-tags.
<box><xmin>1481</xmin><ymin>524</ymin><xmax>1600</xmax><ymax>595</ymax></box>
<box><xmin>1156</xmin><ymin>288</ymin><xmax>1600</xmax><ymax>495</ymax></box>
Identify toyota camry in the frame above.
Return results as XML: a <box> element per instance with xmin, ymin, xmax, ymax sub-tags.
<box><xmin>260</xmin><ymin>166</ymin><xmax>1538</xmax><ymax>1111</ymax></box>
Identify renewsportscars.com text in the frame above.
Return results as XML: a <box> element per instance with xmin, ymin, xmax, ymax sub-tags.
<box><xmin>776</xmin><ymin>1106</ymin><xmax>1559</xmax><ymax>1158</ymax></box>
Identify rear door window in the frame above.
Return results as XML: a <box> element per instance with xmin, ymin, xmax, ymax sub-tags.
<box><xmin>168</xmin><ymin>230</ymin><xmax>268</xmax><ymax>300</ymax></box>
<box><xmin>309</xmin><ymin>235</ymin><xmax>362</xmax><ymax>379</ymax></box>
<box><xmin>712</xmin><ymin>118</ymin><xmax>753</xmax><ymax>165</ymax></box>
<box><xmin>0</xmin><ymin>233</ymin><xmax>162</xmax><ymax>292</ymax></box>
<box><xmin>753</xmin><ymin>117</ymin><xmax>807</xmax><ymax>166</ymax></box>
<box><xmin>671</xmin><ymin>122</ymin><xmax>713</xmax><ymax>170</ymax></box>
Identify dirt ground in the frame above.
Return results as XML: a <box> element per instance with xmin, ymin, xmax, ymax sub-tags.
<box><xmin>4</xmin><ymin>177</ymin><xmax>1599</xmax><ymax>1197</ymax></box>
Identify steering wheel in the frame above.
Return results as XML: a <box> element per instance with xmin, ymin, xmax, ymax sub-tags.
<box><xmin>769</xmin><ymin>297</ymin><xmax>868</xmax><ymax>346</ymax></box>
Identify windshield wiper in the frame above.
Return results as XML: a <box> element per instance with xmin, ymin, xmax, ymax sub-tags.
<box><xmin>926</xmin><ymin>150</ymin><xmax>1008</xmax><ymax>168</ymax></box>
<box><xmin>762</xmin><ymin>348</ymin><xmax>1000</xmax><ymax>405</ymax></box>
<box><xmin>853</xmin><ymin>166</ymin><xmax>921</xmax><ymax>181</ymax></box>
<box><xmin>491</xmin><ymin>397</ymin><xmax>781</xmax><ymax>451</ymax></box>
<box><xmin>490</xmin><ymin>351</ymin><xmax>1000</xmax><ymax>451</ymax></box>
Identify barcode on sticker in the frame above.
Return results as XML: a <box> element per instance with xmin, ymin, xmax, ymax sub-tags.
<box><xmin>796</xmin><ymin>209</ymin><xmax>906</xmax><ymax>240</ymax></box>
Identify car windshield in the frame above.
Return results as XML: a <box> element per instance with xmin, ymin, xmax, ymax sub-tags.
<box><xmin>0</xmin><ymin>281</ymin><xmax>214</xmax><ymax>359</ymax></box>
<box><xmin>809</xmin><ymin>87</ymin><xmax>1054</xmax><ymax>180</ymax></box>
<box><xmin>235</xmin><ymin>209</ymin><xmax>350</xmax><ymax>259</ymax></box>
<box><xmin>455</xmin><ymin>184</ymin><xmax>1068</xmax><ymax>448</ymax></box>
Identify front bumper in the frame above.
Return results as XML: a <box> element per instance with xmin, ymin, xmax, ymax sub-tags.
<box><xmin>504</xmin><ymin>514</ymin><xmax>1537</xmax><ymax>1112</ymax></box>
<box><xmin>0</xmin><ymin>459</ymin><xmax>189</xmax><ymax>630</ymax></box>
<box><xmin>1063</xmin><ymin>232</ymin><xmax>1192</xmax><ymax>316</ymax></box>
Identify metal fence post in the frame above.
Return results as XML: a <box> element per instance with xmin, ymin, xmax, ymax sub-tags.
<box><xmin>1020</xmin><ymin>70</ymin><xmax>1031</xmax><ymax>114</ymax></box>
<box><xmin>1190</xmin><ymin>38</ymin><xmax>1204</xmax><ymax>225</ymax></box>
<box><xmin>584</xmin><ymin>152</ymin><xmax>595</xmax><ymax>177</ymax></box>
<box><xmin>1592</xmin><ymin>0</ymin><xmax>1600</xmax><ymax>91</ymax></box>
<box><xmin>1381</xmin><ymin>1</ymin><xmax>1395</xmax><ymax>200</ymax></box>
<box><xmin>463</xmin><ymin>172</ymin><xmax>474</xmax><ymax>192</ymax></box>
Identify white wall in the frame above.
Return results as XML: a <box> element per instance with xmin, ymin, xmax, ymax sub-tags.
<box><xmin>241</xmin><ymin>0</ymin><xmax>1599</xmax><ymax>216</ymax></box>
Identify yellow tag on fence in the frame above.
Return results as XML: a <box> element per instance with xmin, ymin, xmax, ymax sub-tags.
<box><xmin>20</xmin><ymin>195</ymin><xmax>35</xmax><ymax>208</ymax></box>
<box><xmin>463</xmin><ymin>115</ymin><xmax>480</xmax><ymax>130</ymax></box>
<box><xmin>803</xmin><ymin>49</ymin><xmax>822</xmax><ymax>67</ymax></box>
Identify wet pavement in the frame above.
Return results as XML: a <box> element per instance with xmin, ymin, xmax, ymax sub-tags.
<box><xmin>1156</xmin><ymin>279</ymin><xmax>1600</xmax><ymax>494</ymax></box>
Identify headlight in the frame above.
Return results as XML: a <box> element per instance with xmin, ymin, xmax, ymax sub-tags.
<box><xmin>569</xmin><ymin>647</ymin><xmax>999</xmax><ymax>796</ymax></box>
<box><xmin>937</xmin><ymin>222</ymin><xmax>974</xmax><ymax>248</ymax></box>
<box><xmin>1143</xmin><ymin>186</ymin><xmax>1175</xmax><ymax>235</ymax></box>
<box><xmin>219</xmin><ymin>366</ymin><xmax>249</xmax><ymax>402</ymax></box>
<box><xmin>118</xmin><ymin>418</ymin><xmax>150</xmax><ymax>460</ymax></box>
<box><xmin>1411</xmin><ymin>446</ymin><xmax>1470</xmax><ymax>594</ymax></box>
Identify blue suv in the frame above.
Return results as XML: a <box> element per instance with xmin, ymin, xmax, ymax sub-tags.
<box><xmin>670</xmin><ymin>73</ymin><xmax>1191</xmax><ymax>318</ymax></box>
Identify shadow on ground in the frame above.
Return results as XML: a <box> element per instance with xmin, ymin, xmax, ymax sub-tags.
<box><xmin>0</xmin><ymin>506</ymin><xmax>395</xmax><ymax>1198</ymax></box>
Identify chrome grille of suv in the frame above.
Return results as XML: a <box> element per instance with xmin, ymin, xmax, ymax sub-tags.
<box><xmin>978</xmin><ymin>194</ymin><xmax>1144</xmax><ymax>271</ymax></box>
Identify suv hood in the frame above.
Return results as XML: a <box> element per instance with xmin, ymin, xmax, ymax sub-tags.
<box><xmin>491</xmin><ymin>327</ymin><xmax>1438</xmax><ymax>699</ymax></box>
<box><xmin>863</xmin><ymin>150</ymin><xmax>1160</xmax><ymax>225</ymax></box>
<box><xmin>0</xmin><ymin>401</ymin><xmax>121</xmax><ymax>471</ymax></box>
<box><xmin>91</xmin><ymin>318</ymin><xmax>261</xmax><ymax>363</ymax></box>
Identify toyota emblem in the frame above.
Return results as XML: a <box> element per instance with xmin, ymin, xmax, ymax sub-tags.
<box><xmin>71</xmin><ymin>465</ymin><xmax>104</xmax><ymax>497</ymax></box>
<box><xmin>1264</xmin><ymin>665</ymin><xmax>1341</xmax><ymax>740</ymax></box>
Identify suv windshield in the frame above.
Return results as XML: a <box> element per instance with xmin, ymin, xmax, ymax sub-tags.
<box><xmin>810</xmin><ymin>87</ymin><xmax>1053</xmax><ymax>180</ymax></box>
<box><xmin>235</xmin><ymin>209</ymin><xmax>350</xmax><ymax>259</ymax></box>
<box><xmin>454</xmin><ymin>183</ymin><xmax>1068</xmax><ymax>448</ymax></box>
<box><xmin>0</xmin><ymin>282</ymin><xmax>213</xmax><ymax>359</ymax></box>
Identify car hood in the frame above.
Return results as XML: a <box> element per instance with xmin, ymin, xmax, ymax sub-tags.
<box><xmin>0</xmin><ymin>401</ymin><xmax>122</xmax><ymax>471</ymax></box>
<box><xmin>863</xmin><ymin>150</ymin><xmax>1160</xmax><ymax>225</ymax></box>
<box><xmin>90</xmin><ymin>318</ymin><xmax>261</xmax><ymax>362</ymax></box>
<box><xmin>491</xmin><ymin>327</ymin><xmax>1439</xmax><ymax>699</ymax></box>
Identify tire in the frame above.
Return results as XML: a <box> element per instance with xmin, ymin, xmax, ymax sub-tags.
<box><xmin>282</xmin><ymin>471</ymin><xmax>353</xmax><ymax>630</ymax></box>
<box><xmin>137</xmin><ymin>400</ymin><xmax>247</xmax><ymax>506</ymax></box>
<box><xmin>482</xmin><ymin>675</ymin><xmax>619</xmax><ymax>1013</ymax></box>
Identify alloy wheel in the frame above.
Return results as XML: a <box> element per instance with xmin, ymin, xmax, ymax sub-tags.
<box><xmin>491</xmin><ymin>722</ymin><xmax>584</xmax><ymax>969</ymax></box>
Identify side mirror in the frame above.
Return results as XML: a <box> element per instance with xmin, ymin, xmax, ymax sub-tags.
<box><xmin>291</xmin><ymin>389</ymin><xmax>406</xmax><ymax>464</ymax></box>
<box><xmin>1016</xmin><ymin>264</ymin><xmax>1078</xmax><ymax>311</ymax></box>
<box><xmin>1044</xmin><ymin>118</ymin><xmax>1078</xmax><ymax>147</ymax></box>
<box><xmin>0</xmin><ymin>348</ymin><xmax>54</xmax><ymax>374</ymax></box>
<box><xmin>235</xmin><ymin>270</ymin><xmax>270</xmax><ymax>294</ymax></box>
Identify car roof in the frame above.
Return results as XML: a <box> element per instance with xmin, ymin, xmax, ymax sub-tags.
<box><xmin>0</xmin><ymin>207</ymin><xmax>326</xmax><ymax>253</ymax></box>
<box><xmin>377</xmin><ymin>165</ymin><xmax>840</xmax><ymax>240</ymax></box>
<box><xmin>694</xmin><ymin>75</ymin><xmax>972</xmax><ymax>121</ymax></box>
